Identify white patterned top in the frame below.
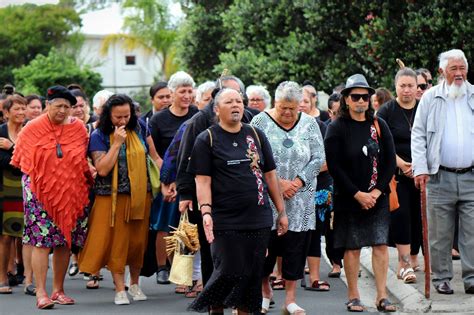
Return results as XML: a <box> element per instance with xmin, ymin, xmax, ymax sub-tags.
<box><xmin>251</xmin><ymin>112</ymin><xmax>325</xmax><ymax>232</ymax></box>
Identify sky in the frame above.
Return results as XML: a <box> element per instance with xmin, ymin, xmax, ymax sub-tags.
<box><xmin>0</xmin><ymin>0</ymin><xmax>58</xmax><ymax>6</ymax></box>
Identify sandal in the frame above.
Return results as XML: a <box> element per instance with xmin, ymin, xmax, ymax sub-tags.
<box><xmin>86</xmin><ymin>275</ymin><xmax>100</xmax><ymax>289</ymax></box>
<box><xmin>376</xmin><ymin>298</ymin><xmax>396</xmax><ymax>312</ymax></box>
<box><xmin>175</xmin><ymin>284</ymin><xmax>187</xmax><ymax>294</ymax></box>
<box><xmin>328</xmin><ymin>270</ymin><xmax>341</xmax><ymax>278</ymax></box>
<box><xmin>50</xmin><ymin>291</ymin><xmax>75</xmax><ymax>305</ymax></box>
<box><xmin>36</xmin><ymin>295</ymin><xmax>55</xmax><ymax>309</ymax></box>
<box><xmin>24</xmin><ymin>284</ymin><xmax>37</xmax><ymax>296</ymax></box>
<box><xmin>305</xmin><ymin>280</ymin><xmax>330</xmax><ymax>291</ymax></box>
<box><xmin>398</xmin><ymin>267</ymin><xmax>417</xmax><ymax>283</ymax></box>
<box><xmin>283</xmin><ymin>303</ymin><xmax>306</xmax><ymax>315</ymax></box>
<box><xmin>346</xmin><ymin>298</ymin><xmax>365</xmax><ymax>312</ymax></box>
<box><xmin>185</xmin><ymin>281</ymin><xmax>203</xmax><ymax>298</ymax></box>
<box><xmin>7</xmin><ymin>272</ymin><xmax>18</xmax><ymax>287</ymax></box>
<box><xmin>0</xmin><ymin>283</ymin><xmax>12</xmax><ymax>294</ymax></box>
<box><xmin>271</xmin><ymin>278</ymin><xmax>285</xmax><ymax>290</ymax></box>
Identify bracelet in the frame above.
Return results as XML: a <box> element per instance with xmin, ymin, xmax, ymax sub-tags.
<box><xmin>202</xmin><ymin>212</ymin><xmax>212</xmax><ymax>218</ymax></box>
<box><xmin>199</xmin><ymin>203</ymin><xmax>212</xmax><ymax>211</ymax></box>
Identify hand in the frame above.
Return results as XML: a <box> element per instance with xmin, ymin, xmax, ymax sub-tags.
<box><xmin>276</xmin><ymin>211</ymin><xmax>289</xmax><ymax>236</ymax></box>
<box><xmin>401</xmin><ymin>161</ymin><xmax>413</xmax><ymax>178</ymax></box>
<box><xmin>161</xmin><ymin>183</ymin><xmax>177</xmax><ymax>202</ymax></box>
<box><xmin>369</xmin><ymin>188</ymin><xmax>382</xmax><ymax>200</ymax></box>
<box><xmin>279</xmin><ymin>179</ymin><xmax>298</xmax><ymax>199</ymax></box>
<box><xmin>292</xmin><ymin>177</ymin><xmax>304</xmax><ymax>189</ymax></box>
<box><xmin>354</xmin><ymin>191</ymin><xmax>377</xmax><ymax>210</ymax></box>
<box><xmin>0</xmin><ymin>137</ymin><xmax>13</xmax><ymax>150</ymax></box>
<box><xmin>113</xmin><ymin>126</ymin><xmax>127</xmax><ymax>145</ymax></box>
<box><xmin>179</xmin><ymin>200</ymin><xmax>193</xmax><ymax>213</ymax></box>
<box><xmin>203</xmin><ymin>215</ymin><xmax>214</xmax><ymax>243</ymax></box>
<box><xmin>414</xmin><ymin>174</ymin><xmax>429</xmax><ymax>191</ymax></box>
<box><xmin>88</xmin><ymin>162</ymin><xmax>97</xmax><ymax>179</ymax></box>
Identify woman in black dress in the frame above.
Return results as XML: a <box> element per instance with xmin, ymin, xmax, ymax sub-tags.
<box><xmin>377</xmin><ymin>68</ymin><xmax>422</xmax><ymax>283</ymax></box>
<box><xmin>188</xmin><ymin>88</ymin><xmax>288</xmax><ymax>314</ymax></box>
<box><xmin>325</xmin><ymin>74</ymin><xmax>397</xmax><ymax>312</ymax></box>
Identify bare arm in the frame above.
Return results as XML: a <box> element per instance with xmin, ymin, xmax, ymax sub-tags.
<box><xmin>92</xmin><ymin>126</ymin><xmax>126</xmax><ymax>177</ymax></box>
<box><xmin>195</xmin><ymin>175</ymin><xmax>213</xmax><ymax>243</ymax></box>
<box><xmin>264</xmin><ymin>170</ymin><xmax>288</xmax><ymax>236</ymax></box>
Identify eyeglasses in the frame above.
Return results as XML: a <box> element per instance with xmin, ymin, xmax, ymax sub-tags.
<box><xmin>349</xmin><ymin>94</ymin><xmax>370</xmax><ymax>102</ymax></box>
<box><xmin>417</xmin><ymin>84</ymin><xmax>428</xmax><ymax>91</ymax></box>
<box><xmin>249</xmin><ymin>98</ymin><xmax>264</xmax><ymax>103</ymax></box>
<box><xmin>427</xmin><ymin>80</ymin><xmax>433</xmax><ymax>85</ymax></box>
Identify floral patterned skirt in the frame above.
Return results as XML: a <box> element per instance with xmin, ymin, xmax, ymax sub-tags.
<box><xmin>22</xmin><ymin>175</ymin><xmax>88</xmax><ymax>248</ymax></box>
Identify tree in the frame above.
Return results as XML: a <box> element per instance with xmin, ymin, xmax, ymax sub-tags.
<box><xmin>13</xmin><ymin>48</ymin><xmax>102</xmax><ymax>97</ymax></box>
<box><xmin>0</xmin><ymin>3</ymin><xmax>81</xmax><ymax>85</ymax></box>
<box><xmin>176</xmin><ymin>0</ymin><xmax>233</xmax><ymax>83</ymax></box>
<box><xmin>177</xmin><ymin>0</ymin><xmax>474</xmax><ymax>93</ymax></box>
<box><xmin>100</xmin><ymin>0</ymin><xmax>179</xmax><ymax>79</ymax></box>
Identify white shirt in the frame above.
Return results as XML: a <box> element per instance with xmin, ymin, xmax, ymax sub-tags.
<box><xmin>440</xmin><ymin>83</ymin><xmax>473</xmax><ymax>168</ymax></box>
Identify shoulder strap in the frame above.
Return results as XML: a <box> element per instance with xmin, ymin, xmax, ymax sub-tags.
<box><xmin>249</xmin><ymin>125</ymin><xmax>261</xmax><ymax>147</ymax></box>
<box><xmin>373</xmin><ymin>117</ymin><xmax>381</xmax><ymax>138</ymax></box>
<box><xmin>206</xmin><ymin>128</ymin><xmax>213</xmax><ymax>147</ymax></box>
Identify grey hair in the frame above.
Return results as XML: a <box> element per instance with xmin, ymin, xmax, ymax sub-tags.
<box><xmin>196</xmin><ymin>81</ymin><xmax>216</xmax><ymax>102</ymax></box>
<box><xmin>92</xmin><ymin>90</ymin><xmax>114</xmax><ymax>109</ymax></box>
<box><xmin>395</xmin><ymin>67</ymin><xmax>417</xmax><ymax>84</ymax></box>
<box><xmin>168</xmin><ymin>71</ymin><xmax>195</xmax><ymax>92</ymax></box>
<box><xmin>439</xmin><ymin>49</ymin><xmax>468</xmax><ymax>72</ymax></box>
<box><xmin>217</xmin><ymin>75</ymin><xmax>245</xmax><ymax>94</ymax></box>
<box><xmin>214</xmin><ymin>88</ymin><xmax>241</xmax><ymax>107</ymax></box>
<box><xmin>274</xmin><ymin>81</ymin><xmax>303</xmax><ymax>103</ymax></box>
<box><xmin>246</xmin><ymin>85</ymin><xmax>271</xmax><ymax>109</ymax></box>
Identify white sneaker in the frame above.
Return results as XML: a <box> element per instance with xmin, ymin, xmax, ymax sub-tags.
<box><xmin>128</xmin><ymin>284</ymin><xmax>147</xmax><ymax>301</ymax></box>
<box><xmin>114</xmin><ymin>291</ymin><xmax>130</xmax><ymax>305</ymax></box>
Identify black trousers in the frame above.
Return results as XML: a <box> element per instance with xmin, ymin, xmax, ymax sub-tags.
<box><xmin>389</xmin><ymin>174</ymin><xmax>423</xmax><ymax>255</ymax></box>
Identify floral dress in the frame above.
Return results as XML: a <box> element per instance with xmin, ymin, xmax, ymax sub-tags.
<box><xmin>22</xmin><ymin>175</ymin><xmax>87</xmax><ymax>248</ymax></box>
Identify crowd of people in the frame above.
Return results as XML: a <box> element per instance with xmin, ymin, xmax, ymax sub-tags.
<box><xmin>0</xmin><ymin>48</ymin><xmax>473</xmax><ymax>314</ymax></box>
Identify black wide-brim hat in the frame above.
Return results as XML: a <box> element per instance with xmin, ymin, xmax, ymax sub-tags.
<box><xmin>46</xmin><ymin>85</ymin><xmax>77</xmax><ymax>105</ymax></box>
<box><xmin>340</xmin><ymin>74</ymin><xmax>375</xmax><ymax>96</ymax></box>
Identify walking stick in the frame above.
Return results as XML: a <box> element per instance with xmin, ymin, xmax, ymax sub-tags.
<box><xmin>420</xmin><ymin>184</ymin><xmax>431</xmax><ymax>298</ymax></box>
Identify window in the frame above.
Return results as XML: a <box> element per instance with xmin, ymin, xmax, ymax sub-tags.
<box><xmin>125</xmin><ymin>55</ymin><xmax>136</xmax><ymax>65</ymax></box>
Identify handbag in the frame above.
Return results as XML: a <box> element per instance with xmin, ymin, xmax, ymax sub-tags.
<box><xmin>373</xmin><ymin>118</ymin><xmax>400</xmax><ymax>212</ymax></box>
<box><xmin>166</xmin><ymin>211</ymin><xmax>200</xmax><ymax>286</ymax></box>
<box><xmin>147</xmin><ymin>156</ymin><xmax>161</xmax><ymax>198</ymax></box>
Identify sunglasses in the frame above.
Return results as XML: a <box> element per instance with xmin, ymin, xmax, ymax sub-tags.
<box><xmin>349</xmin><ymin>93</ymin><xmax>370</xmax><ymax>102</ymax></box>
<box><xmin>417</xmin><ymin>84</ymin><xmax>428</xmax><ymax>91</ymax></box>
<box><xmin>427</xmin><ymin>80</ymin><xmax>433</xmax><ymax>85</ymax></box>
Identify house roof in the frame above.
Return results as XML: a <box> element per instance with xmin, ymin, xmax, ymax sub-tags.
<box><xmin>80</xmin><ymin>3</ymin><xmax>123</xmax><ymax>36</ymax></box>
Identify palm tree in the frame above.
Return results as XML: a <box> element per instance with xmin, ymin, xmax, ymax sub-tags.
<box><xmin>100</xmin><ymin>0</ymin><xmax>179</xmax><ymax>79</ymax></box>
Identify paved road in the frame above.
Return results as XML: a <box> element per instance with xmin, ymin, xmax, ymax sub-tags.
<box><xmin>0</xmin><ymin>258</ymin><xmax>351</xmax><ymax>315</ymax></box>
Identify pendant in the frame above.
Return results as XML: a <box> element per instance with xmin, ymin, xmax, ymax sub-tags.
<box><xmin>56</xmin><ymin>143</ymin><xmax>63</xmax><ymax>159</ymax></box>
<box><xmin>282</xmin><ymin>138</ymin><xmax>294</xmax><ymax>148</ymax></box>
<box><xmin>232</xmin><ymin>141</ymin><xmax>238</xmax><ymax>147</ymax></box>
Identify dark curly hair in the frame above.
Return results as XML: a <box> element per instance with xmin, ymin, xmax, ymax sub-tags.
<box><xmin>338</xmin><ymin>88</ymin><xmax>375</xmax><ymax>121</ymax></box>
<box><xmin>97</xmin><ymin>94</ymin><xmax>138</xmax><ymax>135</ymax></box>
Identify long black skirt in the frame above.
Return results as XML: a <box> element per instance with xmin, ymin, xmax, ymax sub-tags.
<box><xmin>188</xmin><ymin>228</ymin><xmax>271</xmax><ymax>313</ymax></box>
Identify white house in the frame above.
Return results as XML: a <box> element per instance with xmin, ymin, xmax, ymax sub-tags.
<box><xmin>79</xmin><ymin>3</ymin><xmax>162</xmax><ymax>94</ymax></box>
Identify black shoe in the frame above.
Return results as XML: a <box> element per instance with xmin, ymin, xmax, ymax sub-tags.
<box><xmin>156</xmin><ymin>268</ymin><xmax>170</xmax><ymax>284</ymax></box>
<box><xmin>465</xmin><ymin>286</ymin><xmax>474</xmax><ymax>294</ymax></box>
<box><xmin>435</xmin><ymin>281</ymin><xmax>454</xmax><ymax>294</ymax></box>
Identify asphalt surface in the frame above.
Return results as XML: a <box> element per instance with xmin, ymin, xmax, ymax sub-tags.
<box><xmin>0</xmin><ymin>256</ymin><xmax>351</xmax><ymax>315</ymax></box>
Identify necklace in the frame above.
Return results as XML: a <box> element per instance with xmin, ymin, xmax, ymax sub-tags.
<box><xmin>283</xmin><ymin>134</ymin><xmax>294</xmax><ymax>148</ymax></box>
<box><xmin>47</xmin><ymin>116</ymin><xmax>65</xmax><ymax>158</ymax></box>
<box><xmin>400</xmin><ymin>107</ymin><xmax>415</xmax><ymax>131</ymax></box>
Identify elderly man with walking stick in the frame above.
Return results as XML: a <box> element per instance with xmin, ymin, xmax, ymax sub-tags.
<box><xmin>412</xmin><ymin>49</ymin><xmax>474</xmax><ymax>295</ymax></box>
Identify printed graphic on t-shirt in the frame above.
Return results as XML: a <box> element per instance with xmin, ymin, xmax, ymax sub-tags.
<box><xmin>245</xmin><ymin>135</ymin><xmax>264</xmax><ymax>205</ymax></box>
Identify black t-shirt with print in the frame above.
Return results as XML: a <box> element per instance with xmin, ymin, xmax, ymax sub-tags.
<box><xmin>188</xmin><ymin>123</ymin><xmax>276</xmax><ymax>231</ymax></box>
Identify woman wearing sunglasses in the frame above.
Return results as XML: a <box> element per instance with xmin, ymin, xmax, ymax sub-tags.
<box><xmin>415</xmin><ymin>70</ymin><xmax>429</xmax><ymax>101</ymax></box>
<box><xmin>325</xmin><ymin>74</ymin><xmax>397</xmax><ymax>312</ymax></box>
